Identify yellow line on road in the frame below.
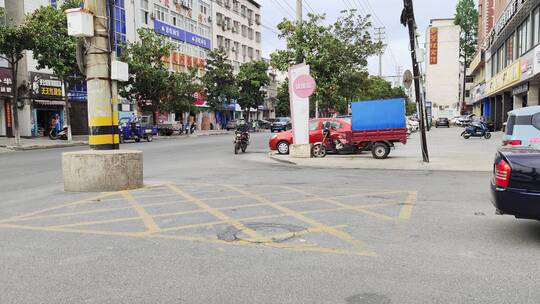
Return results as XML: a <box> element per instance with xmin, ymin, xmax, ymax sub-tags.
<box><xmin>121</xmin><ymin>191</ymin><xmax>160</xmax><ymax>234</ymax></box>
<box><xmin>284</xmin><ymin>186</ymin><xmax>394</xmax><ymax>221</ymax></box>
<box><xmin>225</xmin><ymin>185</ymin><xmax>375</xmax><ymax>256</ymax></box>
<box><xmin>166</xmin><ymin>184</ymin><xmax>267</xmax><ymax>242</ymax></box>
<box><xmin>398</xmin><ymin>191</ymin><xmax>418</xmax><ymax>220</ymax></box>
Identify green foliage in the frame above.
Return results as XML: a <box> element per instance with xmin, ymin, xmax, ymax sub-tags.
<box><xmin>356</xmin><ymin>76</ymin><xmax>409</xmax><ymax>102</ymax></box>
<box><xmin>201</xmin><ymin>48</ymin><xmax>237</xmax><ymax>112</ymax></box>
<box><xmin>454</xmin><ymin>0</ymin><xmax>478</xmax><ymax>65</ymax></box>
<box><xmin>270</xmin><ymin>11</ymin><xmax>382</xmax><ymax>115</ymax></box>
<box><xmin>120</xmin><ymin>28</ymin><xmax>172</xmax><ymax>113</ymax></box>
<box><xmin>161</xmin><ymin>68</ymin><xmax>201</xmax><ymax>114</ymax></box>
<box><xmin>236</xmin><ymin>60</ymin><xmax>270</xmax><ymax>120</ymax></box>
<box><xmin>275</xmin><ymin>80</ymin><xmax>290</xmax><ymax>117</ymax></box>
<box><xmin>26</xmin><ymin>0</ymin><xmax>81</xmax><ymax>79</ymax></box>
<box><xmin>0</xmin><ymin>23</ymin><xmax>32</xmax><ymax>66</ymax></box>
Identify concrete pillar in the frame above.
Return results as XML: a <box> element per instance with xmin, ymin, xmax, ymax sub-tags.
<box><xmin>528</xmin><ymin>84</ymin><xmax>539</xmax><ymax>106</ymax></box>
<box><xmin>513</xmin><ymin>94</ymin><xmax>524</xmax><ymax>110</ymax></box>
<box><xmin>494</xmin><ymin>95</ymin><xmax>503</xmax><ymax>131</ymax></box>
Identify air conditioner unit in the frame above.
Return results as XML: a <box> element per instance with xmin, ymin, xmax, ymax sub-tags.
<box><xmin>227</xmin><ymin>24</ymin><xmax>231</xmax><ymax>30</ymax></box>
<box><xmin>150</xmin><ymin>12</ymin><xmax>156</xmax><ymax>20</ymax></box>
<box><xmin>207</xmin><ymin>16</ymin><xmax>212</xmax><ymax>23</ymax></box>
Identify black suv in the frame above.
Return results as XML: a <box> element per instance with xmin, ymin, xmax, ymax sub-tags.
<box><xmin>270</xmin><ymin>117</ymin><xmax>292</xmax><ymax>132</ymax></box>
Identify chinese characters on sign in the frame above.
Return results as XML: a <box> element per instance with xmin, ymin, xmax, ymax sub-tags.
<box><xmin>153</xmin><ymin>19</ymin><xmax>212</xmax><ymax>50</ymax></box>
<box><xmin>0</xmin><ymin>68</ymin><xmax>13</xmax><ymax>96</ymax></box>
<box><xmin>31</xmin><ymin>72</ymin><xmax>64</xmax><ymax>100</ymax></box>
<box><xmin>430</xmin><ymin>27</ymin><xmax>438</xmax><ymax>65</ymax></box>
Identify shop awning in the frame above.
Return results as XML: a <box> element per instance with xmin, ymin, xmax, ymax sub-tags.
<box><xmin>34</xmin><ymin>99</ymin><xmax>66</xmax><ymax>106</ymax></box>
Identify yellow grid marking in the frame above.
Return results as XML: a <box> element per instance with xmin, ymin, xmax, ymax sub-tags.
<box><xmin>121</xmin><ymin>191</ymin><xmax>160</xmax><ymax>234</ymax></box>
<box><xmin>398</xmin><ymin>192</ymin><xmax>418</xmax><ymax>220</ymax></box>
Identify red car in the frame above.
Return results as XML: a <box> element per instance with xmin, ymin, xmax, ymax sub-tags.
<box><xmin>269</xmin><ymin>118</ymin><xmax>351</xmax><ymax>154</ymax></box>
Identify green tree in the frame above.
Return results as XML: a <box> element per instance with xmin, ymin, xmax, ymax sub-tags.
<box><xmin>161</xmin><ymin>69</ymin><xmax>201</xmax><ymax>115</ymax></box>
<box><xmin>236</xmin><ymin>60</ymin><xmax>270</xmax><ymax>121</ymax></box>
<box><xmin>0</xmin><ymin>21</ymin><xmax>33</xmax><ymax>145</ymax></box>
<box><xmin>454</xmin><ymin>0</ymin><xmax>478</xmax><ymax>67</ymax></box>
<box><xmin>202</xmin><ymin>48</ymin><xmax>238</xmax><ymax>115</ymax></box>
<box><xmin>275</xmin><ymin>80</ymin><xmax>290</xmax><ymax>117</ymax></box>
<box><xmin>271</xmin><ymin>12</ymin><xmax>382</xmax><ymax>116</ymax></box>
<box><xmin>120</xmin><ymin>28</ymin><xmax>172</xmax><ymax>122</ymax></box>
<box><xmin>26</xmin><ymin>0</ymin><xmax>82</xmax><ymax>141</ymax></box>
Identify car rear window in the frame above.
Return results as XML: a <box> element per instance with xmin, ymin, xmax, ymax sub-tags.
<box><xmin>506</xmin><ymin>115</ymin><xmax>515</xmax><ymax>135</ymax></box>
<box><xmin>533</xmin><ymin>113</ymin><xmax>540</xmax><ymax>130</ymax></box>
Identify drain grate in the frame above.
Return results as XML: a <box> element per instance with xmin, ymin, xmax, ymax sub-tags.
<box><xmin>217</xmin><ymin>222</ymin><xmax>306</xmax><ymax>244</ymax></box>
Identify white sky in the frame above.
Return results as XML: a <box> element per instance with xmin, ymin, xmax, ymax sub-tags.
<box><xmin>260</xmin><ymin>0</ymin><xmax>462</xmax><ymax>78</ymax></box>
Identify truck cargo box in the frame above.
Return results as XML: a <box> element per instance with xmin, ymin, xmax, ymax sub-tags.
<box><xmin>351</xmin><ymin>98</ymin><xmax>406</xmax><ymax>131</ymax></box>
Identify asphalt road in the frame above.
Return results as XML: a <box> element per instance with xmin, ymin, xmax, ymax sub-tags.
<box><xmin>1</xmin><ymin>132</ymin><xmax>539</xmax><ymax>304</ymax></box>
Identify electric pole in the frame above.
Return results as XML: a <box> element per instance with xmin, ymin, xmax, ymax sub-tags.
<box><xmin>401</xmin><ymin>0</ymin><xmax>429</xmax><ymax>163</ymax></box>
<box><xmin>296</xmin><ymin>0</ymin><xmax>302</xmax><ymax>24</ymax></box>
<box><xmin>84</xmin><ymin>0</ymin><xmax>118</xmax><ymax>150</ymax></box>
<box><xmin>374</xmin><ymin>27</ymin><xmax>386</xmax><ymax>77</ymax></box>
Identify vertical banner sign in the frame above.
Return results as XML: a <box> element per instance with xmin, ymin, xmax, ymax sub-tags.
<box><xmin>430</xmin><ymin>27</ymin><xmax>438</xmax><ymax>65</ymax></box>
<box><xmin>289</xmin><ymin>63</ymin><xmax>316</xmax><ymax>145</ymax></box>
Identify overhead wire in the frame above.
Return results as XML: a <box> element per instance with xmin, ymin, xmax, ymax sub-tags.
<box><xmin>268</xmin><ymin>0</ymin><xmax>295</xmax><ymax>20</ymax></box>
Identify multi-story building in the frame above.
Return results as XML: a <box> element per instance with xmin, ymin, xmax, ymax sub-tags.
<box><xmin>468</xmin><ymin>0</ymin><xmax>494</xmax><ymax>118</ymax></box>
<box><xmin>484</xmin><ymin>0</ymin><xmax>540</xmax><ymax>131</ymax></box>
<box><xmin>212</xmin><ymin>0</ymin><xmax>262</xmax><ymax>73</ymax></box>
<box><xmin>425</xmin><ymin>19</ymin><xmax>461</xmax><ymax>119</ymax></box>
<box><xmin>3</xmin><ymin>0</ymin><xmax>89</xmax><ymax>138</ymax></box>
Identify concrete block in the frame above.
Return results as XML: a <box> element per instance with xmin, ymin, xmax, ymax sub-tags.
<box><xmin>289</xmin><ymin>143</ymin><xmax>311</xmax><ymax>158</ymax></box>
<box><xmin>62</xmin><ymin>150</ymin><xmax>143</xmax><ymax>192</ymax></box>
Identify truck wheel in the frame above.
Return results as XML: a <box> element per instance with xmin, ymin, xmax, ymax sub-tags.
<box><xmin>120</xmin><ymin>134</ymin><xmax>125</xmax><ymax>144</ymax></box>
<box><xmin>372</xmin><ymin>142</ymin><xmax>390</xmax><ymax>159</ymax></box>
<box><xmin>135</xmin><ymin>137</ymin><xmax>141</xmax><ymax>143</ymax></box>
<box><xmin>146</xmin><ymin>135</ymin><xmax>153</xmax><ymax>142</ymax></box>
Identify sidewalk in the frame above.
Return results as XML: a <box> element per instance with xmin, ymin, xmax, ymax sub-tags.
<box><xmin>0</xmin><ymin>130</ymin><xmax>231</xmax><ymax>152</ymax></box>
<box><xmin>269</xmin><ymin>127</ymin><xmax>503</xmax><ymax>172</ymax></box>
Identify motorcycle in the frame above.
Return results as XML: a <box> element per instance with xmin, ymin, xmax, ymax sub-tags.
<box><xmin>234</xmin><ymin>130</ymin><xmax>249</xmax><ymax>154</ymax></box>
<box><xmin>185</xmin><ymin>122</ymin><xmax>197</xmax><ymax>134</ymax></box>
<box><xmin>461</xmin><ymin>121</ymin><xmax>491</xmax><ymax>139</ymax></box>
<box><xmin>311</xmin><ymin>123</ymin><xmax>350</xmax><ymax>158</ymax></box>
<box><xmin>49</xmin><ymin>126</ymin><xmax>68</xmax><ymax>140</ymax></box>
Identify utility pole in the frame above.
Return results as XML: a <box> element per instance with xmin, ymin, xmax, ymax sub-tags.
<box><xmin>296</xmin><ymin>0</ymin><xmax>302</xmax><ymax>24</ymax></box>
<box><xmin>401</xmin><ymin>0</ymin><xmax>429</xmax><ymax>163</ymax></box>
<box><xmin>374</xmin><ymin>27</ymin><xmax>386</xmax><ymax>77</ymax></box>
<box><xmin>84</xmin><ymin>0</ymin><xmax>118</xmax><ymax>150</ymax></box>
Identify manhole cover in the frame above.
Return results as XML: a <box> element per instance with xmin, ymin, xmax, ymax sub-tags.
<box><xmin>346</xmin><ymin>293</ymin><xmax>391</xmax><ymax>304</ymax></box>
<box><xmin>217</xmin><ymin>222</ymin><xmax>306</xmax><ymax>244</ymax></box>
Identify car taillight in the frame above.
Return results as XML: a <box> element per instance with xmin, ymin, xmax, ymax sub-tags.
<box><xmin>495</xmin><ymin>159</ymin><xmax>511</xmax><ymax>188</ymax></box>
<box><xmin>503</xmin><ymin>140</ymin><xmax>522</xmax><ymax>146</ymax></box>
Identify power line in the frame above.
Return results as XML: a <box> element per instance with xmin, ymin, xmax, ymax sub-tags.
<box><xmin>269</xmin><ymin>0</ymin><xmax>295</xmax><ymax>20</ymax></box>
<box><xmin>341</xmin><ymin>0</ymin><xmax>353</xmax><ymax>10</ymax></box>
<box><xmin>262</xmin><ymin>23</ymin><xmax>280</xmax><ymax>36</ymax></box>
<box><xmin>302</xmin><ymin>0</ymin><xmax>316</xmax><ymax>14</ymax></box>
<box><xmin>278</xmin><ymin>0</ymin><xmax>297</xmax><ymax>16</ymax></box>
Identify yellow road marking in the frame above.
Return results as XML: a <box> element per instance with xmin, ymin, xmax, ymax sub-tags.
<box><xmin>121</xmin><ymin>191</ymin><xmax>160</xmax><ymax>234</ymax></box>
<box><xmin>225</xmin><ymin>185</ymin><xmax>375</xmax><ymax>256</ymax></box>
<box><xmin>398</xmin><ymin>191</ymin><xmax>418</xmax><ymax>220</ymax></box>
<box><xmin>167</xmin><ymin>184</ymin><xmax>268</xmax><ymax>242</ymax></box>
<box><xmin>284</xmin><ymin>186</ymin><xmax>395</xmax><ymax>221</ymax></box>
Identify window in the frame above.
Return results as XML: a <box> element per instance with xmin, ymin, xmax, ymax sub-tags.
<box><xmin>141</xmin><ymin>0</ymin><xmax>149</xmax><ymax>25</ymax></box>
<box><xmin>171</xmin><ymin>11</ymin><xmax>180</xmax><ymax>26</ymax></box>
<box><xmin>255</xmin><ymin>31</ymin><xmax>261</xmax><ymax>43</ymax></box>
<box><xmin>217</xmin><ymin>35</ymin><xmax>224</xmax><ymax>49</ymax></box>
<box><xmin>309</xmin><ymin>120</ymin><xmax>320</xmax><ymax>131</ymax></box>
<box><xmin>255</xmin><ymin>14</ymin><xmax>260</xmax><ymax>25</ymax></box>
<box><xmin>188</xmin><ymin>19</ymin><xmax>197</xmax><ymax>33</ymax></box>
<box><xmin>199</xmin><ymin>25</ymin><xmax>210</xmax><ymax>38</ymax></box>
<box><xmin>233</xmin><ymin>21</ymin><xmax>240</xmax><ymax>33</ymax></box>
<box><xmin>113</xmin><ymin>0</ymin><xmax>127</xmax><ymax>56</ymax></box>
<box><xmin>505</xmin><ymin>34</ymin><xmax>514</xmax><ymax>66</ymax></box>
<box><xmin>248</xmin><ymin>28</ymin><xmax>254</xmax><ymax>40</ymax></box>
<box><xmin>234</xmin><ymin>41</ymin><xmax>239</xmax><ymax>60</ymax></box>
<box><xmin>248</xmin><ymin>47</ymin><xmax>253</xmax><ymax>59</ymax></box>
<box><xmin>241</xmin><ymin>25</ymin><xmax>247</xmax><ymax>37</ymax></box>
<box><xmin>255</xmin><ymin>50</ymin><xmax>260</xmax><ymax>60</ymax></box>
<box><xmin>233</xmin><ymin>0</ymin><xmax>239</xmax><ymax>12</ymax></box>
<box><xmin>216</xmin><ymin>13</ymin><xmax>223</xmax><ymax>25</ymax></box>
<box><xmin>506</xmin><ymin>115</ymin><xmax>516</xmax><ymax>135</ymax></box>
<box><xmin>533</xmin><ymin>113</ymin><xmax>540</xmax><ymax>130</ymax></box>
<box><xmin>517</xmin><ymin>17</ymin><xmax>530</xmax><ymax>56</ymax></box>
<box><xmin>242</xmin><ymin>45</ymin><xmax>247</xmax><ymax>61</ymax></box>
<box><xmin>534</xmin><ymin>6</ymin><xmax>540</xmax><ymax>46</ymax></box>
<box><xmin>154</xmin><ymin>4</ymin><xmax>168</xmax><ymax>23</ymax></box>
<box><xmin>241</xmin><ymin>5</ymin><xmax>246</xmax><ymax>17</ymax></box>
<box><xmin>199</xmin><ymin>1</ymin><xmax>209</xmax><ymax>16</ymax></box>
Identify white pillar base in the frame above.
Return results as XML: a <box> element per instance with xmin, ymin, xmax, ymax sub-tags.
<box><xmin>62</xmin><ymin>150</ymin><xmax>143</xmax><ymax>192</ymax></box>
<box><xmin>289</xmin><ymin>143</ymin><xmax>312</xmax><ymax>158</ymax></box>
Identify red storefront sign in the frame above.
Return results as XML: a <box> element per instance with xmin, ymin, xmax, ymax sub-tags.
<box><xmin>180</xmin><ymin>54</ymin><xmax>185</xmax><ymax>65</ymax></box>
<box><xmin>187</xmin><ymin>56</ymin><xmax>193</xmax><ymax>66</ymax></box>
<box><xmin>193</xmin><ymin>91</ymin><xmax>206</xmax><ymax>106</ymax></box>
<box><xmin>430</xmin><ymin>27</ymin><xmax>438</xmax><ymax>65</ymax></box>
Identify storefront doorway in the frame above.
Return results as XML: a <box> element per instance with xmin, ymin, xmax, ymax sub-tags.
<box><xmin>35</xmin><ymin>107</ymin><xmax>63</xmax><ymax>137</ymax></box>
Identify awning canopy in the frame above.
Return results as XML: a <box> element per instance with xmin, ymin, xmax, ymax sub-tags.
<box><xmin>34</xmin><ymin>99</ymin><xmax>66</xmax><ymax>106</ymax></box>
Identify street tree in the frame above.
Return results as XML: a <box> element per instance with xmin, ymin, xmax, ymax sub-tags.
<box><xmin>160</xmin><ymin>68</ymin><xmax>202</xmax><ymax>115</ymax></box>
<box><xmin>0</xmin><ymin>17</ymin><xmax>33</xmax><ymax>145</ymax></box>
<box><xmin>201</xmin><ymin>48</ymin><xmax>238</xmax><ymax>119</ymax></box>
<box><xmin>455</xmin><ymin>0</ymin><xmax>478</xmax><ymax>113</ymax></box>
<box><xmin>26</xmin><ymin>0</ymin><xmax>82</xmax><ymax>141</ymax></box>
<box><xmin>275</xmin><ymin>80</ymin><xmax>290</xmax><ymax>117</ymax></box>
<box><xmin>120</xmin><ymin>29</ymin><xmax>172</xmax><ymax>123</ymax></box>
<box><xmin>270</xmin><ymin>12</ymin><xmax>382</xmax><ymax>116</ymax></box>
<box><xmin>236</xmin><ymin>60</ymin><xmax>270</xmax><ymax>122</ymax></box>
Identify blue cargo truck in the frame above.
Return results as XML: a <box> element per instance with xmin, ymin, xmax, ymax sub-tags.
<box><xmin>348</xmin><ymin>98</ymin><xmax>408</xmax><ymax>159</ymax></box>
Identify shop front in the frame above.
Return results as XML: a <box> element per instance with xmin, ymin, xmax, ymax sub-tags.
<box><xmin>0</xmin><ymin>67</ymin><xmax>13</xmax><ymax>137</ymax></box>
<box><xmin>30</xmin><ymin>72</ymin><xmax>65</xmax><ymax>137</ymax></box>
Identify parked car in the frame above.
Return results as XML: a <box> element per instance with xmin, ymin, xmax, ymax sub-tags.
<box><xmin>502</xmin><ymin>106</ymin><xmax>540</xmax><ymax>147</ymax></box>
<box><xmin>435</xmin><ymin>117</ymin><xmax>450</xmax><ymax>128</ymax></box>
<box><xmin>257</xmin><ymin>119</ymin><xmax>271</xmax><ymax>129</ymax></box>
<box><xmin>491</xmin><ymin>145</ymin><xmax>540</xmax><ymax>220</ymax></box>
<box><xmin>269</xmin><ymin>118</ymin><xmax>350</xmax><ymax>154</ymax></box>
<box><xmin>225</xmin><ymin>119</ymin><xmax>244</xmax><ymax>131</ymax></box>
<box><xmin>270</xmin><ymin>117</ymin><xmax>292</xmax><ymax>132</ymax></box>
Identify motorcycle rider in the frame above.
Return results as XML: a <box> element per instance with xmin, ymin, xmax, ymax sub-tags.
<box><xmin>236</xmin><ymin>119</ymin><xmax>250</xmax><ymax>140</ymax></box>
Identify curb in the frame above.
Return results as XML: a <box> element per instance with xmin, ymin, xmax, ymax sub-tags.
<box><xmin>5</xmin><ymin>141</ymin><xmax>88</xmax><ymax>151</ymax></box>
<box><xmin>267</xmin><ymin>152</ymin><xmax>297</xmax><ymax>165</ymax></box>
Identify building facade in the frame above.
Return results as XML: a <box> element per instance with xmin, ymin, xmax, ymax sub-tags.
<box><xmin>425</xmin><ymin>19</ymin><xmax>461</xmax><ymax>119</ymax></box>
<box><xmin>483</xmin><ymin>0</ymin><xmax>540</xmax><ymax>131</ymax></box>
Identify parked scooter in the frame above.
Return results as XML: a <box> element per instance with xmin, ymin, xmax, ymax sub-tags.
<box><xmin>461</xmin><ymin>121</ymin><xmax>491</xmax><ymax>139</ymax></box>
<box><xmin>49</xmin><ymin>126</ymin><xmax>68</xmax><ymax>140</ymax></box>
<box><xmin>185</xmin><ymin>122</ymin><xmax>197</xmax><ymax>134</ymax></box>
<box><xmin>312</xmin><ymin>122</ymin><xmax>351</xmax><ymax>158</ymax></box>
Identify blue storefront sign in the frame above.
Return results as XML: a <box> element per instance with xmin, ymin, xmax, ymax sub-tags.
<box><xmin>153</xmin><ymin>20</ymin><xmax>211</xmax><ymax>50</ymax></box>
<box><xmin>186</xmin><ymin>32</ymin><xmax>211</xmax><ymax>49</ymax></box>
